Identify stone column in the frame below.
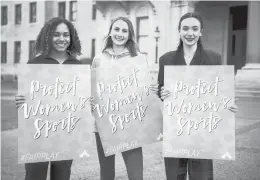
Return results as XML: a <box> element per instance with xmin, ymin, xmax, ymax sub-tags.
<box><xmin>235</xmin><ymin>1</ymin><xmax>260</xmax><ymax>98</ymax></box>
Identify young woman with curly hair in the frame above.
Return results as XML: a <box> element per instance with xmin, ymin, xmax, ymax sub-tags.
<box><xmin>15</xmin><ymin>17</ymin><xmax>82</xmax><ymax>180</ymax></box>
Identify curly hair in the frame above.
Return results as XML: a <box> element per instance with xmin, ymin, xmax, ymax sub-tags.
<box><xmin>102</xmin><ymin>17</ymin><xmax>140</xmax><ymax>57</ymax></box>
<box><xmin>34</xmin><ymin>17</ymin><xmax>82</xmax><ymax>56</ymax></box>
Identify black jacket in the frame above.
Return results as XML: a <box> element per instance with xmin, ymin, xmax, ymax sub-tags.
<box><xmin>27</xmin><ymin>54</ymin><xmax>81</xmax><ymax>64</ymax></box>
<box><xmin>157</xmin><ymin>47</ymin><xmax>221</xmax><ymax>98</ymax></box>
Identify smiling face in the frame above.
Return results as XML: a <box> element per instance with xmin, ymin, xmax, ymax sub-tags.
<box><xmin>52</xmin><ymin>23</ymin><xmax>71</xmax><ymax>53</ymax></box>
<box><xmin>179</xmin><ymin>17</ymin><xmax>202</xmax><ymax>47</ymax></box>
<box><xmin>110</xmin><ymin>19</ymin><xmax>129</xmax><ymax>47</ymax></box>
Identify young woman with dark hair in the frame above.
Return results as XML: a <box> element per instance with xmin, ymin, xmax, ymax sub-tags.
<box><xmin>15</xmin><ymin>17</ymin><xmax>82</xmax><ymax>180</ymax></box>
<box><xmin>157</xmin><ymin>12</ymin><xmax>238</xmax><ymax>180</ymax></box>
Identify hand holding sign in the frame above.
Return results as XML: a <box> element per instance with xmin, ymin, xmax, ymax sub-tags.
<box><xmin>160</xmin><ymin>86</ymin><xmax>171</xmax><ymax>101</ymax></box>
<box><xmin>148</xmin><ymin>84</ymin><xmax>159</xmax><ymax>95</ymax></box>
<box><xmin>15</xmin><ymin>95</ymin><xmax>26</xmax><ymax>108</ymax></box>
<box><xmin>228</xmin><ymin>104</ymin><xmax>239</xmax><ymax>113</ymax></box>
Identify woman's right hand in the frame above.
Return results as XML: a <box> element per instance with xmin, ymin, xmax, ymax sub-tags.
<box><xmin>160</xmin><ymin>86</ymin><xmax>171</xmax><ymax>101</ymax></box>
<box><xmin>15</xmin><ymin>95</ymin><xmax>26</xmax><ymax>108</ymax></box>
<box><xmin>149</xmin><ymin>84</ymin><xmax>159</xmax><ymax>94</ymax></box>
<box><xmin>89</xmin><ymin>96</ymin><xmax>95</xmax><ymax>112</ymax></box>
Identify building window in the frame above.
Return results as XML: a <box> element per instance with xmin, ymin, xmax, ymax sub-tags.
<box><xmin>1</xmin><ymin>42</ymin><xmax>7</xmax><ymax>63</ymax></box>
<box><xmin>29</xmin><ymin>40</ymin><xmax>36</xmax><ymax>60</ymax></box>
<box><xmin>231</xmin><ymin>6</ymin><xmax>248</xmax><ymax>31</ymax></box>
<box><xmin>15</xmin><ymin>4</ymin><xmax>22</xmax><ymax>24</ymax></box>
<box><xmin>1</xmin><ymin>6</ymin><xmax>8</xmax><ymax>26</ymax></box>
<box><xmin>69</xmin><ymin>1</ymin><xmax>77</xmax><ymax>21</ymax></box>
<box><xmin>91</xmin><ymin>39</ymin><xmax>96</xmax><ymax>59</ymax></box>
<box><xmin>29</xmin><ymin>2</ymin><xmax>37</xmax><ymax>23</ymax></box>
<box><xmin>58</xmin><ymin>2</ymin><xmax>66</xmax><ymax>18</ymax></box>
<box><xmin>92</xmin><ymin>4</ymin><xmax>96</xmax><ymax>20</ymax></box>
<box><xmin>14</xmin><ymin>41</ymin><xmax>21</xmax><ymax>63</ymax></box>
<box><xmin>136</xmin><ymin>17</ymin><xmax>149</xmax><ymax>55</ymax></box>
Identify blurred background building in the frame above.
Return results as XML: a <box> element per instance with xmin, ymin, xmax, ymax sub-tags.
<box><xmin>1</xmin><ymin>0</ymin><xmax>260</xmax><ymax>96</ymax></box>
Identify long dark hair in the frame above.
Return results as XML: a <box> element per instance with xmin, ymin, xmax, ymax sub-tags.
<box><xmin>102</xmin><ymin>17</ymin><xmax>139</xmax><ymax>57</ymax></box>
<box><xmin>177</xmin><ymin>12</ymin><xmax>204</xmax><ymax>52</ymax></box>
<box><xmin>34</xmin><ymin>17</ymin><xmax>81</xmax><ymax>56</ymax></box>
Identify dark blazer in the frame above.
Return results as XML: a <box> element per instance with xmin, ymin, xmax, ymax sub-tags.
<box><xmin>157</xmin><ymin>47</ymin><xmax>221</xmax><ymax>98</ymax></box>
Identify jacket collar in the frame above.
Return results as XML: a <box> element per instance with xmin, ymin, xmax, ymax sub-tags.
<box><xmin>43</xmin><ymin>52</ymin><xmax>76</xmax><ymax>63</ymax></box>
<box><xmin>172</xmin><ymin>45</ymin><xmax>209</xmax><ymax>65</ymax></box>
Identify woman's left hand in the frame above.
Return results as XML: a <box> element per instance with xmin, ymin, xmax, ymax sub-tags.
<box><xmin>87</xmin><ymin>96</ymin><xmax>95</xmax><ymax>112</ymax></box>
<box><xmin>149</xmin><ymin>84</ymin><xmax>159</xmax><ymax>94</ymax></box>
<box><xmin>228</xmin><ymin>104</ymin><xmax>239</xmax><ymax>113</ymax></box>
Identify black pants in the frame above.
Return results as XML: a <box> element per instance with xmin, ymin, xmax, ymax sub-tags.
<box><xmin>164</xmin><ymin>158</ymin><xmax>213</xmax><ymax>180</ymax></box>
<box><xmin>25</xmin><ymin>160</ymin><xmax>73</xmax><ymax>180</ymax></box>
<box><xmin>95</xmin><ymin>132</ymin><xmax>143</xmax><ymax>180</ymax></box>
